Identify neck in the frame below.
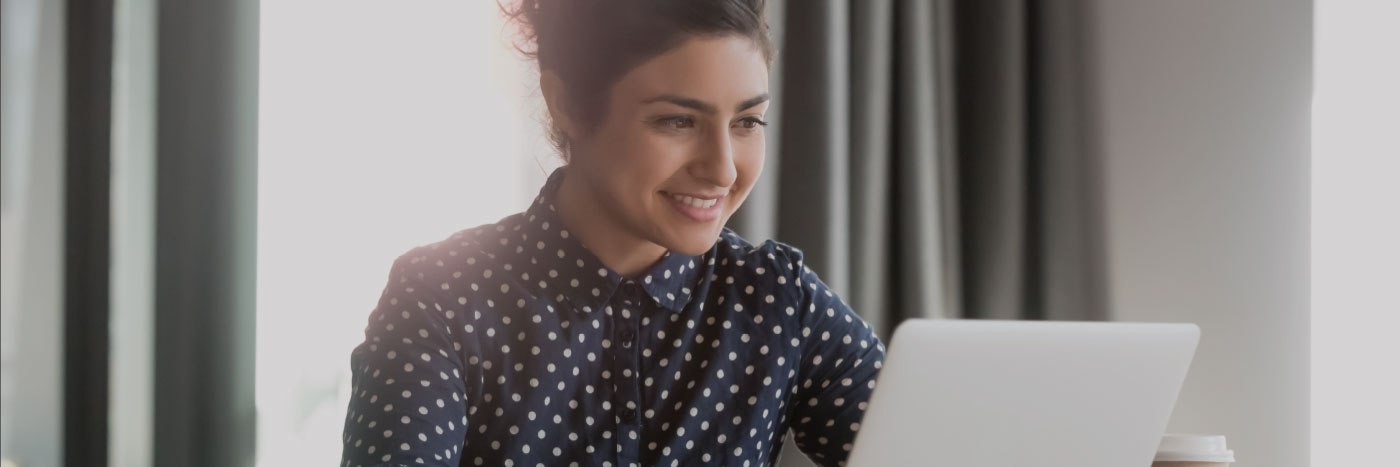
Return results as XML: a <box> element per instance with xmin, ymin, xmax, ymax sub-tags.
<box><xmin>554</xmin><ymin>169</ymin><xmax>667</xmax><ymax>278</ymax></box>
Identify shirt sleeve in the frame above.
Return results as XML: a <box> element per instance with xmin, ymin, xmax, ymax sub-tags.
<box><xmin>341</xmin><ymin>254</ymin><xmax>470</xmax><ymax>467</ymax></box>
<box><xmin>781</xmin><ymin>247</ymin><xmax>887</xmax><ymax>467</ymax></box>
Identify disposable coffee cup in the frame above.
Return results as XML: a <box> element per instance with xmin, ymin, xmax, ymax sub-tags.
<box><xmin>1151</xmin><ymin>433</ymin><xmax>1236</xmax><ymax>467</ymax></box>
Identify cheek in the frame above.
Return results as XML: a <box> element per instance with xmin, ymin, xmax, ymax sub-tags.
<box><xmin>592</xmin><ymin>127</ymin><xmax>688</xmax><ymax>202</ymax></box>
<box><xmin>619</xmin><ymin>133</ymin><xmax>692</xmax><ymax>186</ymax></box>
<box><xmin>739</xmin><ymin>136</ymin><xmax>765</xmax><ymax>174</ymax></box>
<box><xmin>729</xmin><ymin>138</ymin><xmax>766</xmax><ymax>203</ymax></box>
<box><xmin>589</xmin><ymin>121</ymin><xmax>654</xmax><ymax>166</ymax></box>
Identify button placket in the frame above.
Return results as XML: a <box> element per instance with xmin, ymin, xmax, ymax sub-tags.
<box><xmin>609</xmin><ymin>281</ymin><xmax>646</xmax><ymax>466</ymax></box>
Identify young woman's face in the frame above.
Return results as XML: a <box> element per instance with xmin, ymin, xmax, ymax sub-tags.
<box><xmin>567</xmin><ymin>35</ymin><xmax>770</xmax><ymax>256</ymax></box>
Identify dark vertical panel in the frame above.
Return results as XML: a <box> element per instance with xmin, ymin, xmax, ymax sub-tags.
<box><xmin>153</xmin><ymin>0</ymin><xmax>259</xmax><ymax>466</ymax></box>
<box><xmin>1024</xmin><ymin>0</ymin><xmax>1046</xmax><ymax>320</ymax></box>
<box><xmin>953</xmin><ymin>0</ymin><xmax>1028</xmax><ymax>319</ymax></box>
<box><xmin>63</xmin><ymin>1</ymin><xmax>115</xmax><ymax>465</ymax></box>
<box><xmin>1028</xmin><ymin>0</ymin><xmax>1106</xmax><ymax>321</ymax></box>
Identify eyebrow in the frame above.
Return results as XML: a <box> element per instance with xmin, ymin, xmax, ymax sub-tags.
<box><xmin>641</xmin><ymin>93</ymin><xmax>771</xmax><ymax>114</ymax></box>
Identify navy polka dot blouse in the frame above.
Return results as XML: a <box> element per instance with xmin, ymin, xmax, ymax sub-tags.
<box><xmin>341</xmin><ymin>168</ymin><xmax>886</xmax><ymax>467</ymax></box>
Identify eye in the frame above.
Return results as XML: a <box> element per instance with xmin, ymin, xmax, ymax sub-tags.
<box><xmin>657</xmin><ymin>116</ymin><xmax>696</xmax><ymax>130</ymax></box>
<box><xmin>735</xmin><ymin>116</ymin><xmax>769</xmax><ymax>130</ymax></box>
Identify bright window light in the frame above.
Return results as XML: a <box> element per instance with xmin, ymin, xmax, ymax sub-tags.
<box><xmin>256</xmin><ymin>2</ymin><xmax>554</xmax><ymax>465</ymax></box>
<box><xmin>1311</xmin><ymin>1</ymin><xmax>1400</xmax><ymax>465</ymax></box>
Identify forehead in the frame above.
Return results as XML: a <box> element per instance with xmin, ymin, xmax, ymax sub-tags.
<box><xmin>610</xmin><ymin>35</ymin><xmax>770</xmax><ymax>106</ymax></box>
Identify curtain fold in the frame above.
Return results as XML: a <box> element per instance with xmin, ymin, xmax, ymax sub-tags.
<box><xmin>772</xmin><ymin>0</ymin><xmax>852</xmax><ymax>296</ymax></box>
<box><xmin>153</xmin><ymin>1</ymin><xmax>259</xmax><ymax>466</ymax></box>
<box><xmin>956</xmin><ymin>0</ymin><xmax>1105</xmax><ymax>320</ymax></box>
<box><xmin>731</xmin><ymin>0</ymin><xmax>1104</xmax><ymax>344</ymax></box>
<box><xmin>64</xmin><ymin>1</ymin><xmax>117</xmax><ymax>465</ymax></box>
<box><xmin>848</xmin><ymin>0</ymin><xmax>896</xmax><ymax>340</ymax></box>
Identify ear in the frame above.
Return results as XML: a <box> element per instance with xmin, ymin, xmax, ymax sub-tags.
<box><xmin>539</xmin><ymin>70</ymin><xmax>580</xmax><ymax>141</ymax></box>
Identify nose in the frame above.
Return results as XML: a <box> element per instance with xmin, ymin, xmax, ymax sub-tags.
<box><xmin>690</xmin><ymin>125</ymin><xmax>738</xmax><ymax>188</ymax></box>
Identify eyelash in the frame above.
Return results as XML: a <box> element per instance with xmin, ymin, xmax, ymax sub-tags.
<box><xmin>657</xmin><ymin>116</ymin><xmax>696</xmax><ymax>130</ymax></box>
<box><xmin>737</xmin><ymin>116</ymin><xmax>770</xmax><ymax>129</ymax></box>
<box><xmin>653</xmin><ymin>116</ymin><xmax>770</xmax><ymax>131</ymax></box>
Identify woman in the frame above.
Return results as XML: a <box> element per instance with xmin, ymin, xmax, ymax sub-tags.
<box><xmin>340</xmin><ymin>1</ymin><xmax>884</xmax><ymax>466</ymax></box>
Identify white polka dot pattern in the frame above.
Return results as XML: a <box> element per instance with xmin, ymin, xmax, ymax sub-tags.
<box><xmin>341</xmin><ymin>168</ymin><xmax>885</xmax><ymax>467</ymax></box>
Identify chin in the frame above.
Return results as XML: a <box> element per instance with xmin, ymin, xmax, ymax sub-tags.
<box><xmin>666</xmin><ymin>228</ymin><xmax>722</xmax><ymax>256</ymax></box>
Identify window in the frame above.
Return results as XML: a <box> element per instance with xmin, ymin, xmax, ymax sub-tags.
<box><xmin>256</xmin><ymin>2</ymin><xmax>554</xmax><ymax>465</ymax></box>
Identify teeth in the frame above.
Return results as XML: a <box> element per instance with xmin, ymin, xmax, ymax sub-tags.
<box><xmin>669</xmin><ymin>193</ymin><xmax>720</xmax><ymax>209</ymax></box>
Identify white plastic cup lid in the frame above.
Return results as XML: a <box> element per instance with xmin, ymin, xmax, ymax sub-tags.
<box><xmin>1154</xmin><ymin>433</ymin><xmax>1236</xmax><ymax>462</ymax></box>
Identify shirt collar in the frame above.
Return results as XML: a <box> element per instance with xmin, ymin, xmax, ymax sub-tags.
<box><xmin>515</xmin><ymin>167</ymin><xmax>705</xmax><ymax>314</ymax></box>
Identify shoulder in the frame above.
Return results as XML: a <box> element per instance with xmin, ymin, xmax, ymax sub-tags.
<box><xmin>383</xmin><ymin>212</ymin><xmax>529</xmax><ymax>289</ymax></box>
<box><xmin>713</xmin><ymin>228</ymin><xmax>811</xmax><ymax>297</ymax></box>
<box><xmin>713</xmin><ymin>227</ymin><xmax>805</xmax><ymax>266</ymax></box>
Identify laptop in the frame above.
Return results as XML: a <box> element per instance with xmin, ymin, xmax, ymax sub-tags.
<box><xmin>845</xmin><ymin>319</ymin><xmax>1199</xmax><ymax>467</ymax></box>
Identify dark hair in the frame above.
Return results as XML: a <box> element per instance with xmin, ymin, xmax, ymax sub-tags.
<box><xmin>503</xmin><ymin>0</ymin><xmax>775</xmax><ymax>158</ymax></box>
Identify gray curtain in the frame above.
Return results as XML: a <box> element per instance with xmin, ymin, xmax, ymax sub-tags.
<box><xmin>731</xmin><ymin>0</ymin><xmax>1106</xmax><ymax>345</ymax></box>
<box><xmin>153</xmin><ymin>1</ymin><xmax>260</xmax><ymax>466</ymax></box>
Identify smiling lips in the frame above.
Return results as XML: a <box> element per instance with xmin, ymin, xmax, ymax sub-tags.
<box><xmin>662</xmin><ymin>191</ymin><xmax>723</xmax><ymax>222</ymax></box>
<box><xmin>668</xmin><ymin>192</ymin><xmax>719</xmax><ymax>208</ymax></box>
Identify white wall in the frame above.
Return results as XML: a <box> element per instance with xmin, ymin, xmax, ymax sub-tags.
<box><xmin>1088</xmin><ymin>2</ymin><xmax>1311</xmax><ymax>466</ymax></box>
<box><xmin>1312</xmin><ymin>2</ymin><xmax>1400</xmax><ymax>464</ymax></box>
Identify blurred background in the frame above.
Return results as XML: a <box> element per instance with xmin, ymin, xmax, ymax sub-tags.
<box><xmin>1</xmin><ymin>0</ymin><xmax>1394</xmax><ymax>466</ymax></box>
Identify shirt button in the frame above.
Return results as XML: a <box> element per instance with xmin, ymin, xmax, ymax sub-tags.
<box><xmin>618</xmin><ymin>328</ymin><xmax>635</xmax><ymax>346</ymax></box>
<box><xmin>619</xmin><ymin>407</ymin><xmax>636</xmax><ymax>420</ymax></box>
